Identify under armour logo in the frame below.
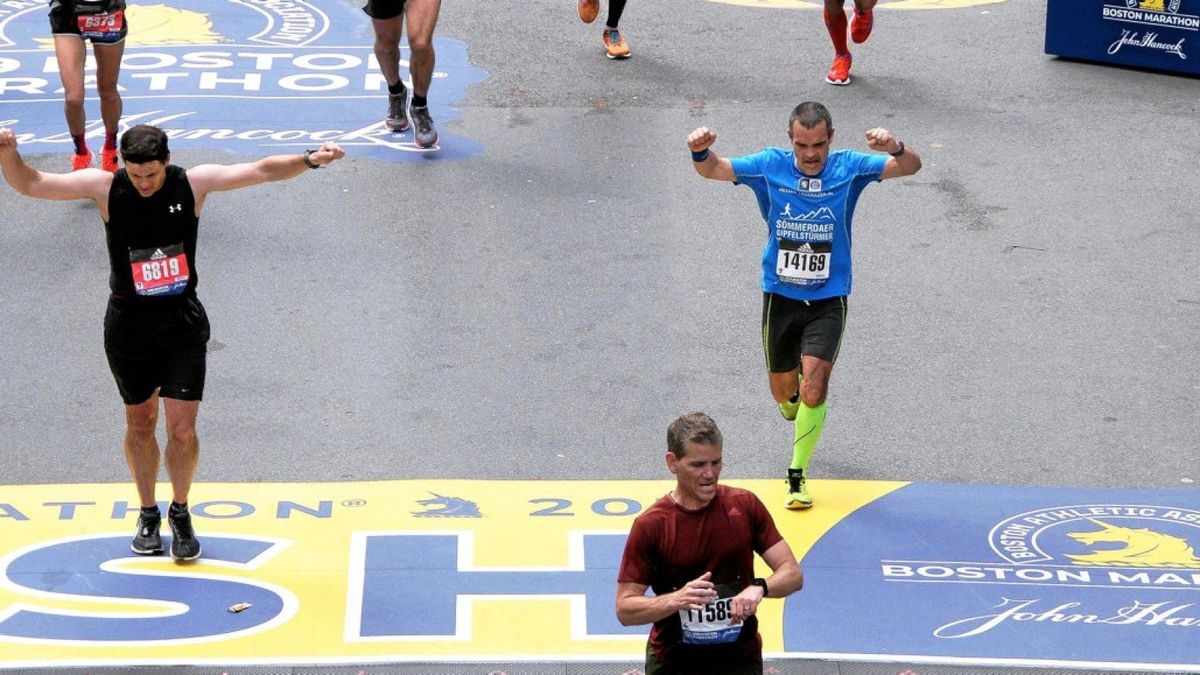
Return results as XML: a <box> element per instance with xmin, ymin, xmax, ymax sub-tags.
<box><xmin>168</xmin><ymin>204</ymin><xmax>182</xmax><ymax>213</ymax></box>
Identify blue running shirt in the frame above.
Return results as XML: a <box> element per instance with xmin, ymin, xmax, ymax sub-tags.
<box><xmin>730</xmin><ymin>148</ymin><xmax>887</xmax><ymax>301</ymax></box>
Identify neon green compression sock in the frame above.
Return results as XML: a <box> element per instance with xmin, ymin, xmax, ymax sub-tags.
<box><xmin>791</xmin><ymin>401</ymin><xmax>827</xmax><ymax>471</ymax></box>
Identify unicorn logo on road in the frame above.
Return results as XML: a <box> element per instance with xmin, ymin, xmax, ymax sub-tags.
<box><xmin>1067</xmin><ymin>518</ymin><xmax>1200</xmax><ymax>568</ymax></box>
<box><xmin>412</xmin><ymin>493</ymin><xmax>482</xmax><ymax>518</ymax></box>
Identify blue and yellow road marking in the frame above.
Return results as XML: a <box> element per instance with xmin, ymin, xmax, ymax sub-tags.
<box><xmin>0</xmin><ymin>1</ymin><xmax>488</xmax><ymax>162</ymax></box>
<box><xmin>4</xmin><ymin>479</ymin><xmax>1200</xmax><ymax>670</ymax></box>
<box><xmin>794</xmin><ymin>484</ymin><xmax>1200</xmax><ymax>671</ymax></box>
<box><xmin>0</xmin><ymin>479</ymin><xmax>898</xmax><ymax>667</ymax></box>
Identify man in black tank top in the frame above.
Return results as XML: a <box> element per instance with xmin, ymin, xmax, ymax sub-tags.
<box><xmin>0</xmin><ymin>124</ymin><xmax>344</xmax><ymax>561</ymax></box>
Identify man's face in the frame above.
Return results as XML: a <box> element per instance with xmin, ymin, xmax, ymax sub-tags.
<box><xmin>789</xmin><ymin>120</ymin><xmax>833</xmax><ymax>177</ymax></box>
<box><xmin>667</xmin><ymin>440</ymin><xmax>722</xmax><ymax>508</ymax></box>
<box><xmin>124</xmin><ymin>160</ymin><xmax>169</xmax><ymax>198</ymax></box>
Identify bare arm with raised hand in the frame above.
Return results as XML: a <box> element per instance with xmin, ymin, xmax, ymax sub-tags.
<box><xmin>0</xmin><ymin>128</ymin><xmax>113</xmax><ymax>206</ymax></box>
<box><xmin>866</xmin><ymin>127</ymin><xmax>922</xmax><ymax>180</ymax></box>
<box><xmin>686</xmin><ymin>127</ymin><xmax>736</xmax><ymax>182</ymax></box>
<box><xmin>186</xmin><ymin>140</ymin><xmax>346</xmax><ymax>212</ymax></box>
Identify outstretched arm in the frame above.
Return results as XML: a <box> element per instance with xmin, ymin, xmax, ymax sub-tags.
<box><xmin>866</xmin><ymin>127</ymin><xmax>921</xmax><ymax>180</ymax></box>
<box><xmin>686</xmin><ymin>126</ymin><xmax>736</xmax><ymax>182</ymax></box>
<box><xmin>186</xmin><ymin>141</ymin><xmax>345</xmax><ymax>206</ymax></box>
<box><xmin>0</xmin><ymin>128</ymin><xmax>112</xmax><ymax>204</ymax></box>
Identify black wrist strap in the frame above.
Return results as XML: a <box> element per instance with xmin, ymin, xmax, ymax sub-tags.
<box><xmin>889</xmin><ymin>140</ymin><xmax>906</xmax><ymax>158</ymax></box>
<box><xmin>752</xmin><ymin>577</ymin><xmax>769</xmax><ymax>597</ymax></box>
<box><xmin>303</xmin><ymin>149</ymin><xmax>322</xmax><ymax>169</ymax></box>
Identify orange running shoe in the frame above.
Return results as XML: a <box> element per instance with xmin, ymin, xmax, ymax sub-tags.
<box><xmin>101</xmin><ymin>146</ymin><xmax>119</xmax><ymax>172</ymax></box>
<box><xmin>71</xmin><ymin>149</ymin><xmax>93</xmax><ymax>171</ymax></box>
<box><xmin>851</xmin><ymin>8</ymin><xmax>874</xmax><ymax>43</ymax></box>
<box><xmin>825</xmin><ymin>53</ymin><xmax>851</xmax><ymax>85</ymax></box>
<box><xmin>603</xmin><ymin>28</ymin><xmax>631</xmax><ymax>59</ymax></box>
<box><xmin>578</xmin><ymin>0</ymin><xmax>598</xmax><ymax>23</ymax></box>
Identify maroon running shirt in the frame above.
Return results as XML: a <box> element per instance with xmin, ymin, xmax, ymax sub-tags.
<box><xmin>617</xmin><ymin>485</ymin><xmax>784</xmax><ymax>671</ymax></box>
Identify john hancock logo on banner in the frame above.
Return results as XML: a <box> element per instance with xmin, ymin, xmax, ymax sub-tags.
<box><xmin>0</xmin><ymin>0</ymin><xmax>487</xmax><ymax>162</ymax></box>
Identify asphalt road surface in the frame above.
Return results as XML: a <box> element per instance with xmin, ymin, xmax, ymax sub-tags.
<box><xmin>1</xmin><ymin>0</ymin><xmax>1197</xmax><ymax>495</ymax></box>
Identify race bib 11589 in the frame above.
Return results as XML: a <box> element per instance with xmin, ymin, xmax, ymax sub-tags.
<box><xmin>678</xmin><ymin>595</ymin><xmax>743</xmax><ymax>645</ymax></box>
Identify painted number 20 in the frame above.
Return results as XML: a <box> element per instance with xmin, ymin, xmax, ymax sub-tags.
<box><xmin>528</xmin><ymin>498</ymin><xmax>642</xmax><ymax>517</ymax></box>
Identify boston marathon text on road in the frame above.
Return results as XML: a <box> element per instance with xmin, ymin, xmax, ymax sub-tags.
<box><xmin>0</xmin><ymin>51</ymin><xmax>436</xmax><ymax>96</ymax></box>
<box><xmin>882</xmin><ymin>563</ymin><xmax>1200</xmax><ymax>588</ymax></box>
<box><xmin>0</xmin><ymin>498</ymin><xmax>335</xmax><ymax>521</ymax></box>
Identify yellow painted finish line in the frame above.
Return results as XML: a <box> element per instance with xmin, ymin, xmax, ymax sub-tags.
<box><xmin>0</xmin><ymin>479</ymin><xmax>904</xmax><ymax>667</ymax></box>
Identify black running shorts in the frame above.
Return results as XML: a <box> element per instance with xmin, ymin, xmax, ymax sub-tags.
<box><xmin>644</xmin><ymin>641</ymin><xmax>763</xmax><ymax>675</ymax></box>
<box><xmin>362</xmin><ymin>0</ymin><xmax>407</xmax><ymax>20</ymax></box>
<box><xmin>761</xmin><ymin>293</ymin><xmax>847</xmax><ymax>373</ymax></box>
<box><xmin>104</xmin><ymin>296</ymin><xmax>210</xmax><ymax>405</ymax></box>
<box><xmin>48</xmin><ymin>3</ymin><xmax>129</xmax><ymax>43</ymax></box>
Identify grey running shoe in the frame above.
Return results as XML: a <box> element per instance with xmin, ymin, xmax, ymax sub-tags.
<box><xmin>385</xmin><ymin>86</ymin><xmax>410</xmax><ymax>132</ymax></box>
<box><xmin>168</xmin><ymin>506</ymin><xmax>202</xmax><ymax>561</ymax></box>
<box><xmin>131</xmin><ymin>511</ymin><xmax>163</xmax><ymax>555</ymax></box>
<box><xmin>412</xmin><ymin>105</ymin><xmax>438</xmax><ymax>148</ymax></box>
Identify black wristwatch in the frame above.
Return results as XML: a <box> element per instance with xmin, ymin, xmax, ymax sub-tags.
<box><xmin>751</xmin><ymin>577</ymin><xmax>769</xmax><ymax>597</ymax></box>
<box><xmin>302</xmin><ymin>149</ymin><xmax>322</xmax><ymax>169</ymax></box>
<box><xmin>889</xmin><ymin>141</ymin><xmax>906</xmax><ymax>158</ymax></box>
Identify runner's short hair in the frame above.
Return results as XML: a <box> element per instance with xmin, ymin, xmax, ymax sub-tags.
<box><xmin>667</xmin><ymin>412</ymin><xmax>723</xmax><ymax>458</ymax></box>
<box><xmin>120</xmin><ymin>125</ymin><xmax>170</xmax><ymax>164</ymax></box>
<box><xmin>789</xmin><ymin>101</ymin><xmax>833</xmax><ymax>133</ymax></box>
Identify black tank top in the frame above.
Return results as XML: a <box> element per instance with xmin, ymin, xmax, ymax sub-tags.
<box><xmin>105</xmin><ymin>165</ymin><xmax>200</xmax><ymax>306</ymax></box>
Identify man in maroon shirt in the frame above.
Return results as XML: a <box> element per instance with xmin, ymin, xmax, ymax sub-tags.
<box><xmin>616</xmin><ymin>412</ymin><xmax>804</xmax><ymax>674</ymax></box>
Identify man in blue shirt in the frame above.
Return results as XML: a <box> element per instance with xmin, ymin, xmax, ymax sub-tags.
<box><xmin>686</xmin><ymin>101</ymin><xmax>921</xmax><ymax>509</ymax></box>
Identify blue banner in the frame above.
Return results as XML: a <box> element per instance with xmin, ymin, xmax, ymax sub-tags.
<box><xmin>1046</xmin><ymin>0</ymin><xmax>1199</xmax><ymax>76</ymax></box>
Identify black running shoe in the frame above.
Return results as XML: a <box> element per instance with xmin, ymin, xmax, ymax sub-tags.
<box><xmin>412</xmin><ymin>105</ymin><xmax>438</xmax><ymax>148</ymax></box>
<box><xmin>385</xmin><ymin>85</ymin><xmax>410</xmax><ymax>132</ymax></box>
<box><xmin>131</xmin><ymin>511</ymin><xmax>163</xmax><ymax>555</ymax></box>
<box><xmin>786</xmin><ymin>468</ymin><xmax>813</xmax><ymax>510</ymax></box>
<box><xmin>168</xmin><ymin>506</ymin><xmax>202</xmax><ymax>561</ymax></box>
